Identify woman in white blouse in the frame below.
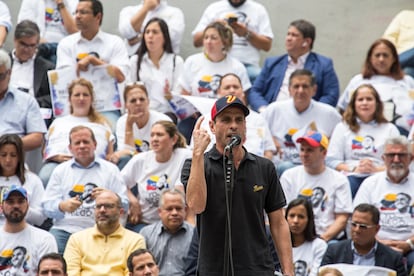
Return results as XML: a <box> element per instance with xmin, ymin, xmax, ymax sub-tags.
<box><xmin>129</xmin><ymin>17</ymin><xmax>183</xmax><ymax>119</ymax></box>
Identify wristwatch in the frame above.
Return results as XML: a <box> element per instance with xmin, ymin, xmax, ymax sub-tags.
<box><xmin>244</xmin><ymin>30</ymin><xmax>252</xmax><ymax>40</ymax></box>
<box><xmin>57</xmin><ymin>2</ymin><xmax>65</xmax><ymax>10</ymax></box>
<box><xmin>406</xmin><ymin>239</ymin><xmax>414</xmax><ymax>250</ymax></box>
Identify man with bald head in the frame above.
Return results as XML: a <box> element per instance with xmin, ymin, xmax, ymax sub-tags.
<box><xmin>64</xmin><ymin>191</ymin><xmax>146</xmax><ymax>275</ymax></box>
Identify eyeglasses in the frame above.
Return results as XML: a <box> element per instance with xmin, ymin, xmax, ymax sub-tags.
<box><xmin>383</xmin><ymin>153</ymin><xmax>410</xmax><ymax>160</ymax></box>
<box><xmin>95</xmin><ymin>203</ymin><xmax>119</xmax><ymax>210</ymax></box>
<box><xmin>350</xmin><ymin>221</ymin><xmax>376</xmax><ymax>230</ymax></box>
<box><xmin>17</xmin><ymin>40</ymin><xmax>38</xmax><ymax>50</ymax></box>
<box><xmin>0</xmin><ymin>70</ymin><xmax>10</xmax><ymax>81</ymax></box>
<box><xmin>162</xmin><ymin>206</ymin><xmax>184</xmax><ymax>212</ymax></box>
<box><xmin>126</xmin><ymin>81</ymin><xmax>145</xmax><ymax>88</ymax></box>
<box><xmin>75</xmin><ymin>9</ymin><xmax>93</xmax><ymax>15</ymax></box>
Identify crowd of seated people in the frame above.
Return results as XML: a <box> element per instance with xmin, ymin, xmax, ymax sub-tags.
<box><xmin>1</xmin><ymin>0</ymin><xmax>414</xmax><ymax>275</ymax></box>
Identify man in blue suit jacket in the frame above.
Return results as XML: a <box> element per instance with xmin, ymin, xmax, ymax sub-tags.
<box><xmin>248</xmin><ymin>19</ymin><xmax>339</xmax><ymax>112</ymax></box>
<box><xmin>320</xmin><ymin>203</ymin><xmax>407</xmax><ymax>276</ymax></box>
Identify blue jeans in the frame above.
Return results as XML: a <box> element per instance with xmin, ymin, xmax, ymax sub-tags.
<box><xmin>347</xmin><ymin>175</ymin><xmax>368</xmax><ymax>199</ymax></box>
<box><xmin>50</xmin><ymin>228</ymin><xmax>71</xmax><ymax>254</ymax></box>
<box><xmin>101</xmin><ymin>110</ymin><xmax>121</xmax><ymax>132</ymax></box>
<box><xmin>125</xmin><ymin>222</ymin><xmax>148</xmax><ymax>233</ymax></box>
<box><xmin>399</xmin><ymin>48</ymin><xmax>414</xmax><ymax>78</ymax></box>
<box><xmin>276</xmin><ymin>161</ymin><xmax>297</xmax><ymax>177</ymax></box>
<box><xmin>177</xmin><ymin>114</ymin><xmax>200</xmax><ymax>145</ymax></box>
<box><xmin>243</xmin><ymin>63</ymin><xmax>261</xmax><ymax>85</ymax></box>
<box><xmin>405</xmin><ymin>250</ymin><xmax>414</xmax><ymax>273</ymax></box>
<box><xmin>116</xmin><ymin>155</ymin><xmax>132</xmax><ymax>170</ymax></box>
<box><xmin>38</xmin><ymin>161</ymin><xmax>59</xmax><ymax>188</ymax></box>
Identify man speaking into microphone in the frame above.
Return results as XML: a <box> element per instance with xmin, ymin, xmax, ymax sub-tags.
<box><xmin>182</xmin><ymin>95</ymin><xmax>294</xmax><ymax>276</ymax></box>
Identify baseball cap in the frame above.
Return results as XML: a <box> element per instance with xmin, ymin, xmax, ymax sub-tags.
<box><xmin>296</xmin><ymin>131</ymin><xmax>329</xmax><ymax>150</ymax></box>
<box><xmin>211</xmin><ymin>95</ymin><xmax>249</xmax><ymax>120</ymax></box>
<box><xmin>2</xmin><ymin>185</ymin><xmax>28</xmax><ymax>201</ymax></box>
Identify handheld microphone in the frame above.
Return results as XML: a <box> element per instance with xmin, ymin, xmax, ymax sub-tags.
<box><xmin>225</xmin><ymin>135</ymin><xmax>241</xmax><ymax>150</ymax></box>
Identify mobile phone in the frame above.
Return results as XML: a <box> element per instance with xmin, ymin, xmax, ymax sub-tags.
<box><xmin>227</xmin><ymin>17</ymin><xmax>238</xmax><ymax>24</ymax></box>
<box><xmin>80</xmin><ymin>192</ymin><xmax>92</xmax><ymax>201</ymax></box>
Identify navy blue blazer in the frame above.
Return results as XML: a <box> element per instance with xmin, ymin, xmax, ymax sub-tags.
<box><xmin>248</xmin><ymin>52</ymin><xmax>339</xmax><ymax>111</ymax></box>
<box><xmin>320</xmin><ymin>240</ymin><xmax>407</xmax><ymax>276</ymax></box>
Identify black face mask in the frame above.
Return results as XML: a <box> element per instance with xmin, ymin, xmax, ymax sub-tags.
<box><xmin>228</xmin><ymin>0</ymin><xmax>246</xmax><ymax>8</ymax></box>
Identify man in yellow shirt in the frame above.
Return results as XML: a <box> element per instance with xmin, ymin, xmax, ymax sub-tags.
<box><xmin>64</xmin><ymin>190</ymin><xmax>146</xmax><ymax>275</ymax></box>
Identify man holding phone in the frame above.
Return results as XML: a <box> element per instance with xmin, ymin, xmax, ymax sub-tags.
<box><xmin>192</xmin><ymin>0</ymin><xmax>273</xmax><ymax>83</ymax></box>
<box><xmin>42</xmin><ymin>126</ymin><xmax>129</xmax><ymax>255</ymax></box>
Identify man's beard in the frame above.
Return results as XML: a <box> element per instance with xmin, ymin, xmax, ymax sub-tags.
<box><xmin>228</xmin><ymin>0</ymin><xmax>246</xmax><ymax>8</ymax></box>
<box><xmin>389</xmin><ymin>163</ymin><xmax>408</xmax><ymax>181</ymax></box>
<box><xmin>4</xmin><ymin>209</ymin><xmax>27</xmax><ymax>224</ymax></box>
<box><xmin>96</xmin><ymin>215</ymin><xmax>119</xmax><ymax>229</ymax></box>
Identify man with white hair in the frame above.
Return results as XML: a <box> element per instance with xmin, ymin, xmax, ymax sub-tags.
<box><xmin>354</xmin><ymin>135</ymin><xmax>414</xmax><ymax>272</ymax></box>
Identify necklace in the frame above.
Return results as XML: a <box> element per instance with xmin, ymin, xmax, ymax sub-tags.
<box><xmin>204</xmin><ymin>51</ymin><xmax>226</xmax><ymax>63</ymax></box>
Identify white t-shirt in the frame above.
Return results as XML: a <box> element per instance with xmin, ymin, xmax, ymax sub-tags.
<box><xmin>0</xmin><ymin>225</ymin><xmax>57</xmax><ymax>276</ymax></box>
<box><xmin>129</xmin><ymin>53</ymin><xmax>184</xmax><ymax>113</ymax></box>
<box><xmin>192</xmin><ymin>0</ymin><xmax>273</xmax><ymax>66</ymax></box>
<box><xmin>179</xmin><ymin>53</ymin><xmax>251</xmax><ymax>98</ymax></box>
<box><xmin>337</xmin><ymin>74</ymin><xmax>414</xmax><ymax>131</ymax></box>
<box><xmin>115</xmin><ymin>110</ymin><xmax>172</xmax><ymax>152</ymax></box>
<box><xmin>281</xmin><ymin>166</ymin><xmax>353</xmax><ymax>235</ymax></box>
<box><xmin>293</xmin><ymin>238</ymin><xmax>327</xmax><ymax>276</ymax></box>
<box><xmin>121</xmin><ymin>148</ymin><xmax>192</xmax><ymax>224</ymax></box>
<box><xmin>354</xmin><ymin>172</ymin><xmax>414</xmax><ymax>241</ymax></box>
<box><xmin>44</xmin><ymin>115</ymin><xmax>114</xmax><ymax>160</ymax></box>
<box><xmin>18</xmin><ymin>0</ymin><xmax>78</xmax><ymax>43</ymax></box>
<box><xmin>326</xmin><ymin>121</ymin><xmax>400</xmax><ymax>172</ymax></box>
<box><xmin>262</xmin><ymin>99</ymin><xmax>341</xmax><ymax>164</ymax></box>
<box><xmin>0</xmin><ymin>173</ymin><xmax>45</xmax><ymax>227</ymax></box>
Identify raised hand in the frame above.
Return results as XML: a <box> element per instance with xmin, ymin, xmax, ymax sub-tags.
<box><xmin>192</xmin><ymin>116</ymin><xmax>211</xmax><ymax>155</ymax></box>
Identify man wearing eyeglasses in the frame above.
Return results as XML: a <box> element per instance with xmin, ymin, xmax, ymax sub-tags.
<box><xmin>56</xmin><ymin>0</ymin><xmax>129</xmax><ymax>127</ymax></box>
<box><xmin>353</xmin><ymin>135</ymin><xmax>414</xmax><ymax>274</ymax></box>
<box><xmin>10</xmin><ymin>20</ymin><xmax>55</xmax><ymax>128</ymax></box>
<box><xmin>0</xmin><ymin>49</ymin><xmax>46</xmax><ymax>152</ymax></box>
<box><xmin>321</xmin><ymin>203</ymin><xmax>407</xmax><ymax>275</ymax></box>
<box><xmin>64</xmin><ymin>190</ymin><xmax>146</xmax><ymax>275</ymax></box>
